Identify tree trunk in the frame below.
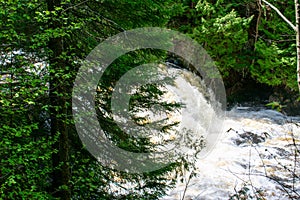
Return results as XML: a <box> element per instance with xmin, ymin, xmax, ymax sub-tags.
<box><xmin>47</xmin><ymin>0</ymin><xmax>71</xmax><ymax>199</ymax></box>
<box><xmin>262</xmin><ymin>0</ymin><xmax>300</xmax><ymax>93</ymax></box>
<box><xmin>295</xmin><ymin>0</ymin><xmax>300</xmax><ymax>92</ymax></box>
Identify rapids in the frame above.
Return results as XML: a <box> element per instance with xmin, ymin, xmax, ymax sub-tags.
<box><xmin>162</xmin><ymin>106</ymin><xmax>300</xmax><ymax>200</ymax></box>
<box><xmin>162</xmin><ymin>107</ymin><xmax>300</xmax><ymax>200</ymax></box>
<box><xmin>157</xmin><ymin>64</ymin><xmax>300</xmax><ymax>200</ymax></box>
<box><xmin>108</xmin><ymin>63</ymin><xmax>299</xmax><ymax>199</ymax></box>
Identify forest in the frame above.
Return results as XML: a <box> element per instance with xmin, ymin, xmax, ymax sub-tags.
<box><xmin>0</xmin><ymin>0</ymin><xmax>300</xmax><ymax>199</ymax></box>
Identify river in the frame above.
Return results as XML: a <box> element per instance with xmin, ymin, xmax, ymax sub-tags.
<box><xmin>159</xmin><ymin>66</ymin><xmax>300</xmax><ymax>200</ymax></box>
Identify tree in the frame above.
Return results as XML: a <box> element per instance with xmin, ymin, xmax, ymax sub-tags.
<box><xmin>0</xmin><ymin>0</ymin><xmax>56</xmax><ymax>199</ymax></box>
<box><xmin>169</xmin><ymin>0</ymin><xmax>299</xmax><ymax>106</ymax></box>
<box><xmin>1</xmin><ymin>0</ymin><xmax>187</xmax><ymax>199</ymax></box>
<box><xmin>43</xmin><ymin>0</ymin><xmax>184</xmax><ymax>198</ymax></box>
<box><xmin>169</xmin><ymin>0</ymin><xmax>254</xmax><ymax>98</ymax></box>
<box><xmin>260</xmin><ymin>0</ymin><xmax>300</xmax><ymax>93</ymax></box>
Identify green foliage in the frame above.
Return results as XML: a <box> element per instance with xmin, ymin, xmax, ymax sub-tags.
<box><xmin>248</xmin><ymin>0</ymin><xmax>297</xmax><ymax>91</ymax></box>
<box><xmin>94</xmin><ymin>48</ymin><xmax>189</xmax><ymax>198</ymax></box>
<box><xmin>251</xmin><ymin>40</ymin><xmax>297</xmax><ymax>89</ymax></box>
<box><xmin>0</xmin><ymin>58</ymin><xmax>56</xmax><ymax>199</ymax></box>
<box><xmin>1</xmin><ymin>0</ymin><xmax>299</xmax><ymax>199</ymax></box>
<box><xmin>1</xmin><ymin>0</ymin><xmax>187</xmax><ymax>199</ymax></box>
<box><xmin>265</xmin><ymin>101</ymin><xmax>286</xmax><ymax>112</ymax></box>
<box><xmin>172</xmin><ymin>0</ymin><xmax>253</xmax><ymax>77</ymax></box>
<box><xmin>170</xmin><ymin>0</ymin><xmax>298</xmax><ymax>97</ymax></box>
<box><xmin>0</xmin><ymin>2</ymin><xmax>55</xmax><ymax>194</ymax></box>
<box><xmin>194</xmin><ymin>9</ymin><xmax>252</xmax><ymax>75</ymax></box>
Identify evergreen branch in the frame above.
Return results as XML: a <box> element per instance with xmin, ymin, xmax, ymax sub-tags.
<box><xmin>261</xmin><ymin>0</ymin><xmax>297</xmax><ymax>31</ymax></box>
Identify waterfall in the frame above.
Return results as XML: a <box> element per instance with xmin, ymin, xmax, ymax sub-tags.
<box><xmin>106</xmin><ymin>61</ymin><xmax>299</xmax><ymax>199</ymax></box>
<box><xmin>161</xmin><ymin>74</ymin><xmax>300</xmax><ymax>200</ymax></box>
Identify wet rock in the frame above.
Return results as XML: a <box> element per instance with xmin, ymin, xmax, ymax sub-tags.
<box><xmin>272</xmin><ymin>147</ymin><xmax>292</xmax><ymax>157</ymax></box>
<box><xmin>234</xmin><ymin>131</ymin><xmax>266</xmax><ymax>146</ymax></box>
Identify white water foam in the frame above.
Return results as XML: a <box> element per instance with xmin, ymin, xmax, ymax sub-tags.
<box><xmin>162</xmin><ymin>107</ymin><xmax>300</xmax><ymax>200</ymax></box>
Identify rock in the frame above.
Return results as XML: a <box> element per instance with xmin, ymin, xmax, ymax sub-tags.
<box><xmin>234</xmin><ymin>131</ymin><xmax>266</xmax><ymax>146</ymax></box>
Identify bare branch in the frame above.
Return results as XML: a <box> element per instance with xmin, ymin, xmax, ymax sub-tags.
<box><xmin>261</xmin><ymin>0</ymin><xmax>297</xmax><ymax>31</ymax></box>
<box><xmin>181</xmin><ymin>171</ymin><xmax>193</xmax><ymax>200</ymax></box>
<box><xmin>62</xmin><ymin>0</ymin><xmax>90</xmax><ymax>13</ymax></box>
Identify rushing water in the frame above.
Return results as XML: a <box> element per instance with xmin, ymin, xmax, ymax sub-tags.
<box><xmin>107</xmin><ymin>63</ymin><xmax>299</xmax><ymax>199</ymax></box>
<box><xmin>162</xmin><ymin>107</ymin><xmax>300</xmax><ymax>199</ymax></box>
<box><xmin>159</xmin><ymin>69</ymin><xmax>300</xmax><ymax>200</ymax></box>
